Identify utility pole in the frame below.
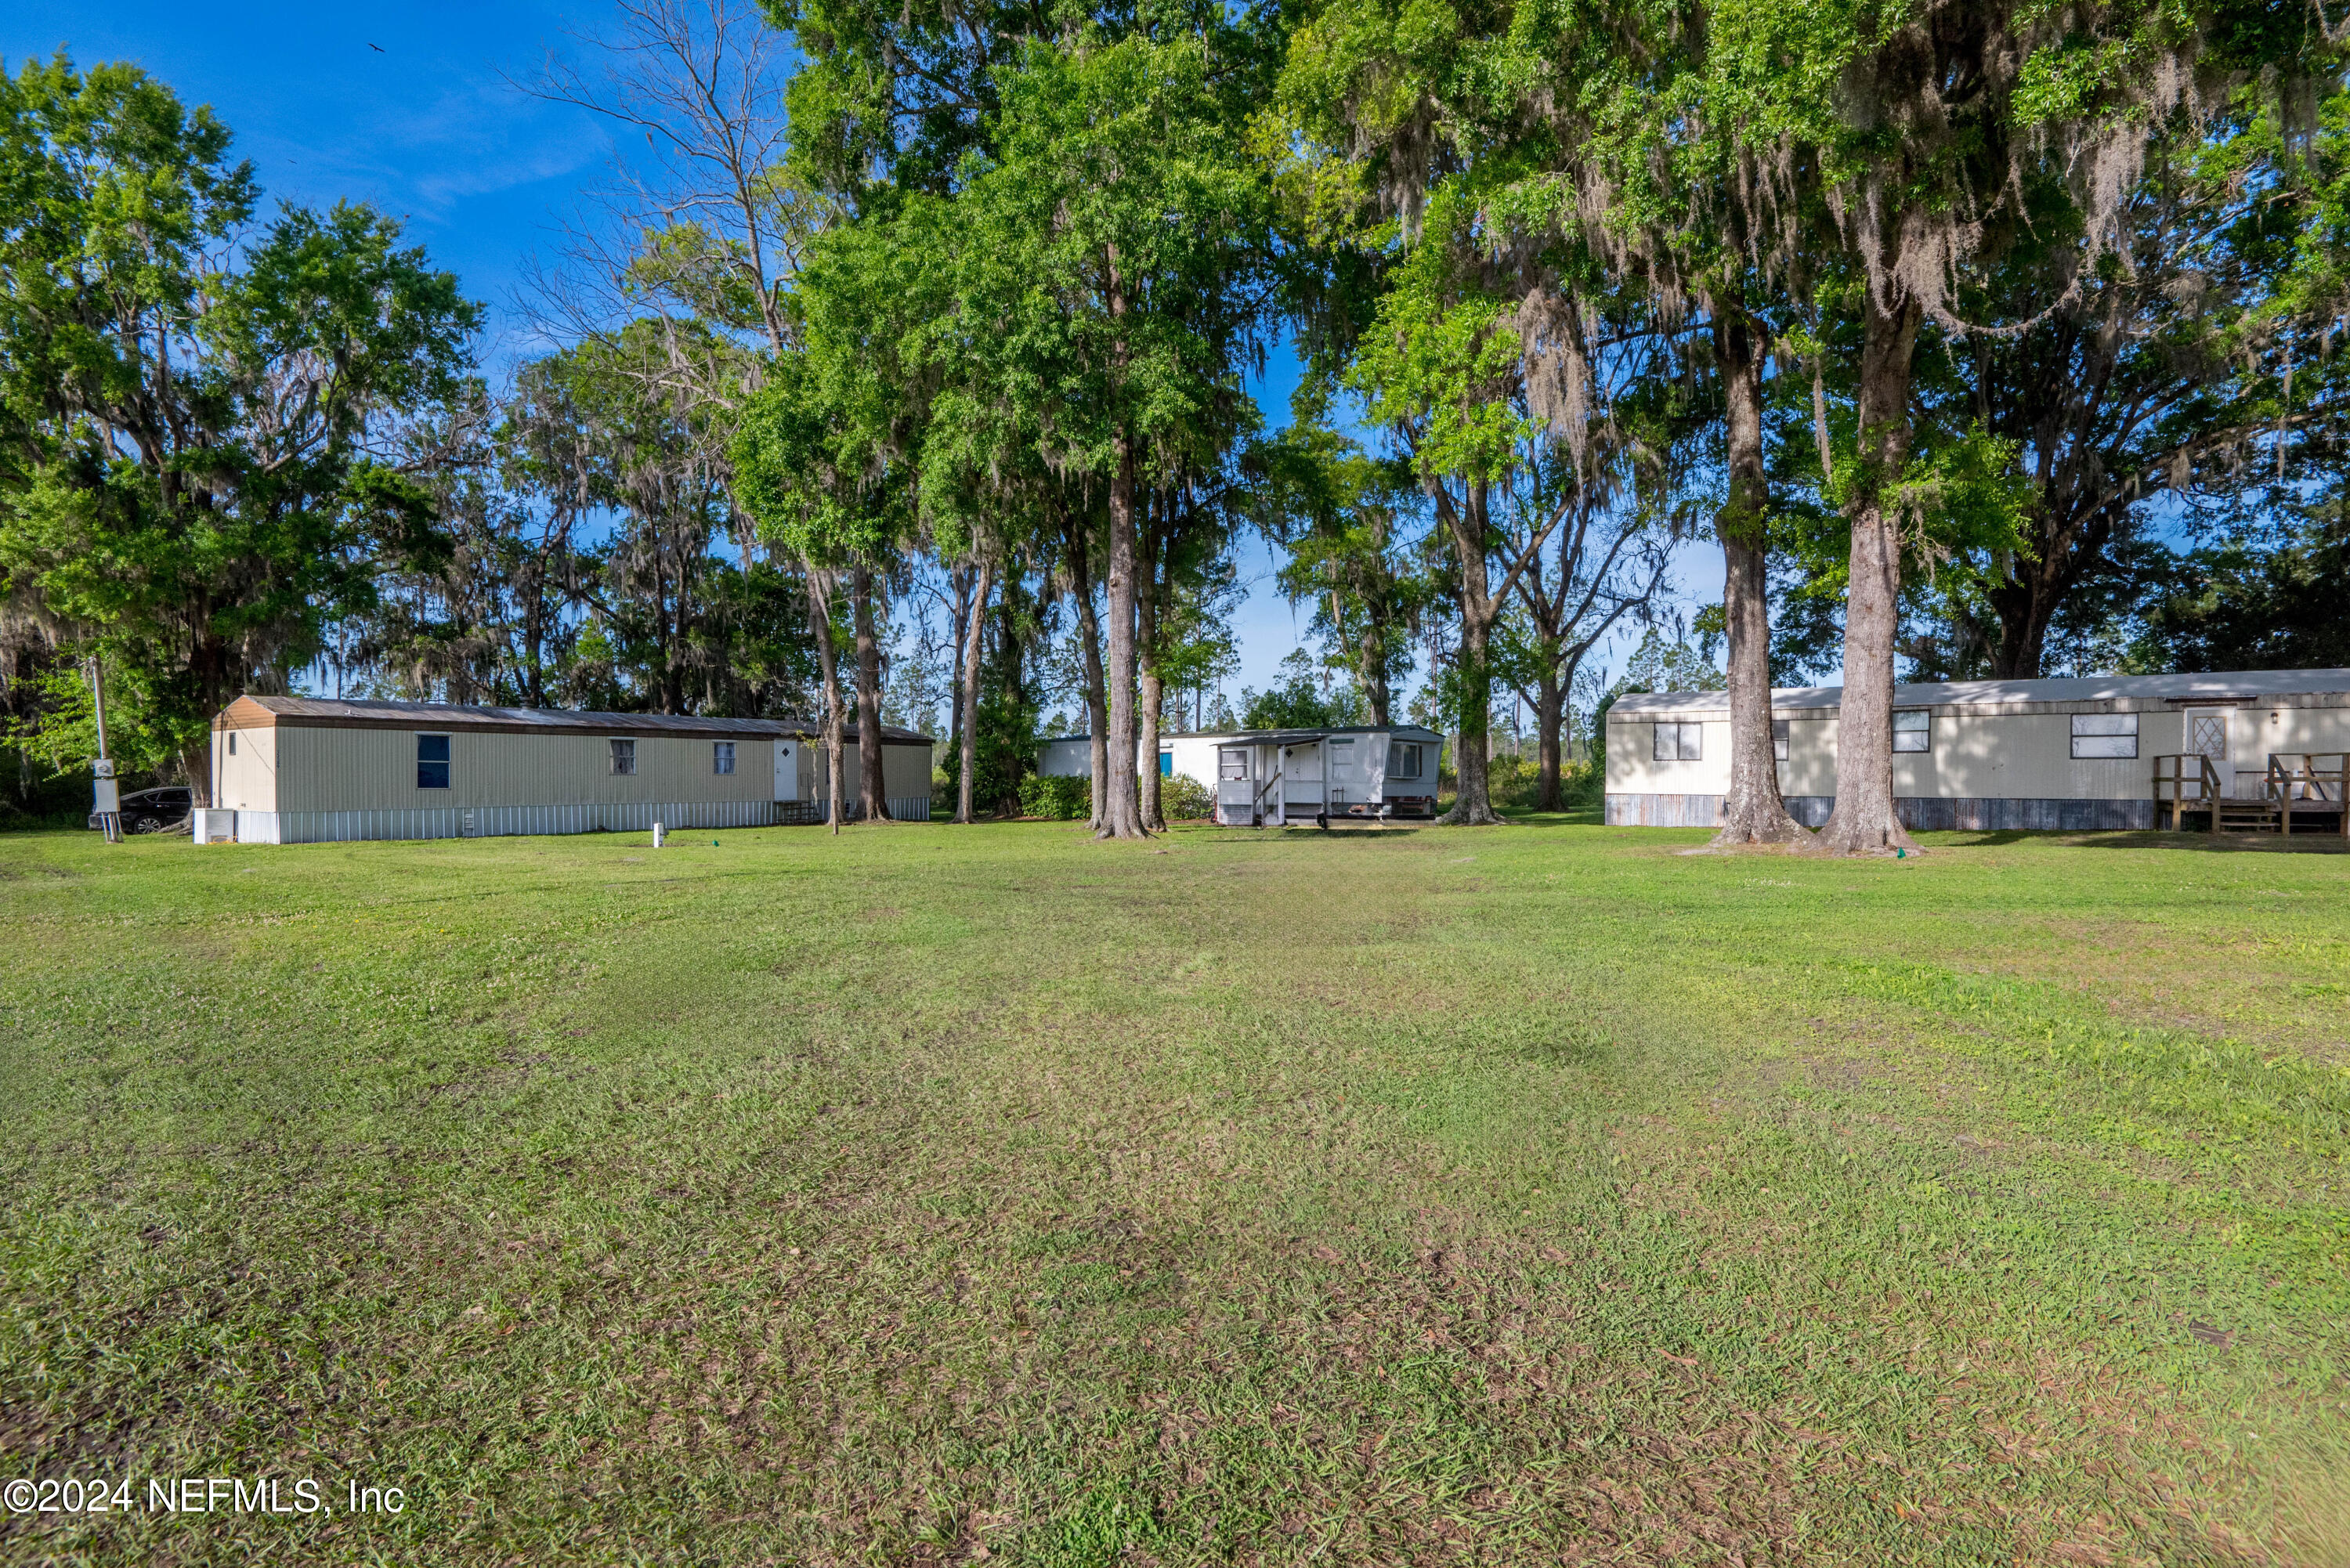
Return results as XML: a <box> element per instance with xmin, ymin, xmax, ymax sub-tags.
<box><xmin>87</xmin><ymin>656</ymin><xmax>121</xmax><ymax>844</ymax></box>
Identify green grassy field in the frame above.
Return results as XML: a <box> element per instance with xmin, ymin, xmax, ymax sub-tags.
<box><xmin>2</xmin><ymin>817</ymin><xmax>2346</xmax><ymax>1566</ymax></box>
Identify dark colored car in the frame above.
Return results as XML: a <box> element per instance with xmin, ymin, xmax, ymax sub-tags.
<box><xmin>90</xmin><ymin>786</ymin><xmax>193</xmax><ymax>834</ymax></box>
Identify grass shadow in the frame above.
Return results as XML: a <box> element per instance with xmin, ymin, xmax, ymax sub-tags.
<box><xmin>1918</xmin><ymin>827</ymin><xmax>2350</xmax><ymax>854</ymax></box>
<box><xmin>2071</xmin><ymin>829</ymin><xmax>2350</xmax><ymax>854</ymax></box>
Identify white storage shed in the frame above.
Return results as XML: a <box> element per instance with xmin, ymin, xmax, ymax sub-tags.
<box><xmin>1039</xmin><ymin>724</ymin><xmax>1444</xmax><ymax>826</ymax></box>
<box><xmin>196</xmin><ymin>695</ymin><xmax>933</xmax><ymax>844</ymax></box>
<box><xmin>1605</xmin><ymin>669</ymin><xmax>2350</xmax><ymax>832</ymax></box>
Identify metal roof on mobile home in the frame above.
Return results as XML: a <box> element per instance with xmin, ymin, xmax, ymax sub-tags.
<box><xmin>1607</xmin><ymin>669</ymin><xmax>2350</xmax><ymax>721</ymax></box>
<box><xmin>213</xmin><ymin>695</ymin><xmax>932</xmax><ymax>744</ymax></box>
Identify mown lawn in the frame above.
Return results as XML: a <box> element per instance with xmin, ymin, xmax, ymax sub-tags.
<box><xmin>1</xmin><ymin>817</ymin><xmax>2345</xmax><ymax>1566</ymax></box>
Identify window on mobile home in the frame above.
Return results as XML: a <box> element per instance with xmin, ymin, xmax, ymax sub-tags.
<box><xmin>714</xmin><ymin>741</ymin><xmax>736</xmax><ymax>775</ymax></box>
<box><xmin>1771</xmin><ymin>719</ymin><xmax>1790</xmax><ymax>762</ymax></box>
<box><xmin>1893</xmin><ymin>710</ymin><xmax>1931</xmax><ymax>753</ymax></box>
<box><xmin>609</xmin><ymin>738</ymin><xmax>637</xmax><ymax>775</ymax></box>
<box><xmin>1651</xmin><ymin>722</ymin><xmax>1702</xmax><ymax>761</ymax></box>
<box><xmin>416</xmin><ymin>733</ymin><xmax>450</xmax><ymax>789</ymax></box>
<box><xmin>2070</xmin><ymin>713</ymin><xmax>2138</xmax><ymax>758</ymax></box>
<box><xmin>1218</xmin><ymin>750</ymin><xmax>1249</xmax><ymax>781</ymax></box>
<box><xmin>1387</xmin><ymin>741</ymin><xmax>1424</xmax><ymax>779</ymax></box>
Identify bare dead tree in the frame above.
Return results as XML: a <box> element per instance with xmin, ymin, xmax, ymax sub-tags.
<box><xmin>515</xmin><ymin>0</ymin><xmax>852</xmax><ymax>791</ymax></box>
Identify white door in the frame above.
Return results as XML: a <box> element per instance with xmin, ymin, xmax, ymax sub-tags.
<box><xmin>772</xmin><ymin>740</ymin><xmax>801</xmax><ymax>801</ymax></box>
<box><xmin>1326</xmin><ymin>736</ymin><xmax>1358</xmax><ymax>811</ymax></box>
<box><xmin>2189</xmin><ymin>711</ymin><xmax>2233</xmax><ymax>796</ymax></box>
<box><xmin>1285</xmin><ymin>742</ymin><xmax>1324</xmax><ymax>816</ymax></box>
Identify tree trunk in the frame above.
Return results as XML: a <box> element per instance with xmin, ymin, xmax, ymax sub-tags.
<box><xmin>801</xmin><ymin>561</ymin><xmax>848</xmax><ymax>834</ymax></box>
<box><xmin>947</xmin><ymin>560</ymin><xmax>972</xmax><ymax>784</ymax></box>
<box><xmin>181</xmin><ymin>740</ymin><xmax>211</xmax><ymax>807</ymax></box>
<box><xmin>522</xmin><ymin>576</ymin><xmax>547</xmax><ymax>708</ymax></box>
<box><xmin>851</xmin><ymin>565</ymin><xmax>889</xmax><ymax>822</ymax></box>
<box><xmin>992</xmin><ymin>566</ymin><xmax>1032</xmax><ymax>818</ymax></box>
<box><xmin>956</xmin><ymin>556</ymin><xmax>992</xmax><ymax>824</ymax></box>
<box><xmin>1097</xmin><ymin>432</ymin><xmax>1147</xmax><ymax>839</ymax></box>
<box><xmin>1534</xmin><ymin>664</ymin><xmax>1564</xmax><ymax>811</ymax></box>
<box><xmin>184</xmin><ymin>624</ymin><xmax>232</xmax><ymax>807</ymax></box>
<box><xmin>1359</xmin><ymin>642</ymin><xmax>1390</xmax><ymax>730</ymax></box>
<box><xmin>1985</xmin><ymin>536</ymin><xmax>2076</xmax><ymax>679</ymax></box>
<box><xmin>1990</xmin><ymin>591</ymin><xmax>2052</xmax><ymax>681</ymax></box>
<box><xmin>1437</xmin><ymin>482</ymin><xmax>1503</xmax><ymax>826</ymax></box>
<box><xmin>1354</xmin><ymin>604</ymin><xmax>1390</xmax><ymax>725</ymax></box>
<box><xmin>1061</xmin><ymin>508</ymin><xmax>1109</xmax><ymax>830</ymax></box>
<box><xmin>1708</xmin><ymin>309</ymin><xmax>1811</xmax><ymax>849</ymax></box>
<box><xmin>1818</xmin><ymin>294</ymin><xmax>1923</xmax><ymax>856</ymax></box>
<box><xmin>1137</xmin><ymin>525</ymin><xmax>1164</xmax><ymax>832</ymax></box>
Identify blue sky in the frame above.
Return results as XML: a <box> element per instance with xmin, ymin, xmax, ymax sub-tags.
<box><xmin>7</xmin><ymin>3</ymin><xmax>1712</xmax><ymax>712</ymax></box>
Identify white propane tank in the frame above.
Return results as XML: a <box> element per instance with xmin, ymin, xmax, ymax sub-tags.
<box><xmin>652</xmin><ymin>821</ymin><xmax>665</xmax><ymax>848</ymax></box>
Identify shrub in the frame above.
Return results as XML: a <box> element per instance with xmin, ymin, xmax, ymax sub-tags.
<box><xmin>1488</xmin><ymin>752</ymin><xmax>1543</xmax><ymax>811</ymax></box>
<box><xmin>1484</xmin><ymin>752</ymin><xmax>1600</xmax><ymax>814</ymax></box>
<box><xmin>1563</xmin><ymin>758</ymin><xmax>1603</xmax><ymax>811</ymax></box>
<box><xmin>1015</xmin><ymin>771</ymin><xmax>1213</xmax><ymax>822</ymax></box>
<box><xmin>1160</xmin><ymin>773</ymin><xmax>1214</xmax><ymax>821</ymax></box>
<box><xmin>1019</xmin><ymin>774</ymin><xmax>1091</xmax><ymax>820</ymax></box>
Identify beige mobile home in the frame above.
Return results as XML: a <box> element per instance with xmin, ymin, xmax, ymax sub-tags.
<box><xmin>1606</xmin><ymin>669</ymin><xmax>2350</xmax><ymax>832</ymax></box>
<box><xmin>196</xmin><ymin>696</ymin><xmax>933</xmax><ymax>844</ymax></box>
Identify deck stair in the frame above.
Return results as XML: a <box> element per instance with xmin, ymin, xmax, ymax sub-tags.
<box><xmin>2213</xmin><ymin>793</ymin><xmax>2283</xmax><ymax>833</ymax></box>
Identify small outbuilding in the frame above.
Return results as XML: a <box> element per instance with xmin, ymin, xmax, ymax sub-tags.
<box><xmin>1039</xmin><ymin>724</ymin><xmax>1444</xmax><ymax>826</ymax></box>
<box><xmin>196</xmin><ymin>695</ymin><xmax>933</xmax><ymax>844</ymax></box>
<box><xmin>1606</xmin><ymin>668</ymin><xmax>2350</xmax><ymax>832</ymax></box>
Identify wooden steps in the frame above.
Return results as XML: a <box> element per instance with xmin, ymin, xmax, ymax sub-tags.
<box><xmin>2212</xmin><ymin>797</ymin><xmax>2282</xmax><ymax>833</ymax></box>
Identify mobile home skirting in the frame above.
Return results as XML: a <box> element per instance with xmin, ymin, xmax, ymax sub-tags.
<box><xmin>197</xmin><ymin>794</ymin><xmax>935</xmax><ymax>844</ymax></box>
<box><xmin>197</xmin><ymin>797</ymin><xmax>859</xmax><ymax>845</ymax></box>
<box><xmin>811</xmin><ymin>795</ymin><xmax>935</xmax><ymax>823</ymax></box>
<box><xmin>1604</xmin><ymin>793</ymin><xmax>2159</xmax><ymax>832</ymax></box>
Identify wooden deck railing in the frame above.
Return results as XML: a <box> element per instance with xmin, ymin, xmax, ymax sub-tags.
<box><xmin>2154</xmin><ymin>752</ymin><xmax>2350</xmax><ymax>836</ymax></box>
<box><xmin>2152</xmin><ymin>753</ymin><xmax>2225</xmax><ymax>831</ymax></box>
<box><xmin>2266</xmin><ymin>752</ymin><xmax>2350</xmax><ymax>838</ymax></box>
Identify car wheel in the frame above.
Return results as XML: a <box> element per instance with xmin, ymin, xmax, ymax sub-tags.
<box><xmin>126</xmin><ymin>814</ymin><xmax>168</xmax><ymax>834</ymax></box>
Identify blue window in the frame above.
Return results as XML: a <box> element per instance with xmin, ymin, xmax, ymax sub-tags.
<box><xmin>1159</xmin><ymin>750</ymin><xmax>1173</xmax><ymax>777</ymax></box>
<box><xmin>714</xmin><ymin>741</ymin><xmax>736</xmax><ymax>775</ymax></box>
<box><xmin>416</xmin><ymin>733</ymin><xmax>450</xmax><ymax>789</ymax></box>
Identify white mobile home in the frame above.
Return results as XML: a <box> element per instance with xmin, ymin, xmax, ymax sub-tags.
<box><xmin>1606</xmin><ymin>669</ymin><xmax>2350</xmax><ymax>832</ymax></box>
<box><xmin>1039</xmin><ymin>724</ymin><xmax>1444</xmax><ymax>826</ymax></box>
<box><xmin>196</xmin><ymin>696</ymin><xmax>933</xmax><ymax>844</ymax></box>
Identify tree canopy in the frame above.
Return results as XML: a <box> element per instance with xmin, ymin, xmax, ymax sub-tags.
<box><xmin>6</xmin><ymin>1</ymin><xmax>2348</xmax><ymax>851</ymax></box>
